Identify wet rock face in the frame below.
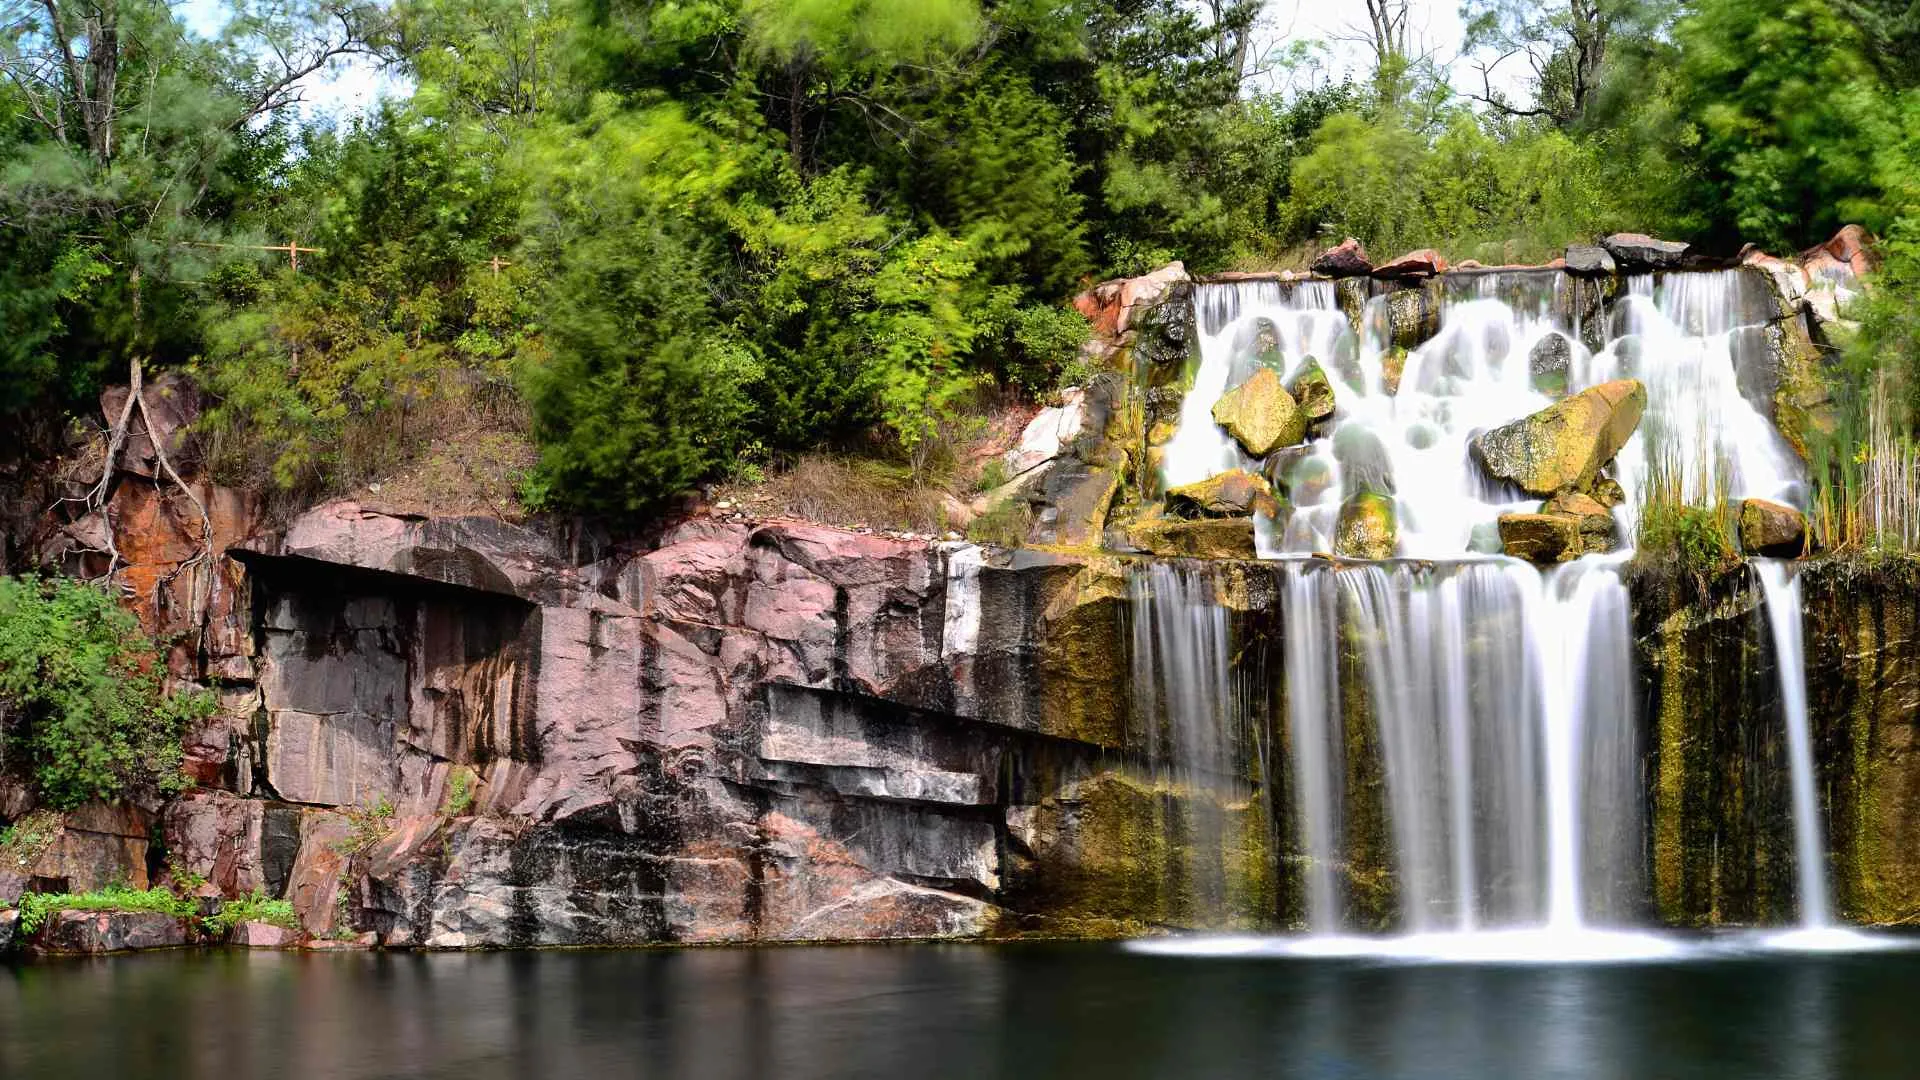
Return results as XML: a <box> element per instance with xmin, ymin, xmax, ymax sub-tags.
<box><xmin>1125</xmin><ymin>516</ymin><xmax>1258</xmax><ymax>559</ymax></box>
<box><xmin>1471</xmin><ymin>379</ymin><xmax>1647</xmax><ymax>497</ymax></box>
<box><xmin>146</xmin><ymin>503</ymin><xmax>1269</xmax><ymax>945</ymax></box>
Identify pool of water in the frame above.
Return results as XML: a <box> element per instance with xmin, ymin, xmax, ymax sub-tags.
<box><xmin>4</xmin><ymin>940</ymin><xmax>1918</xmax><ymax>1079</ymax></box>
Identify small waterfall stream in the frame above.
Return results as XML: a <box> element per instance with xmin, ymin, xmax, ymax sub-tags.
<box><xmin>1143</xmin><ymin>266</ymin><xmax>1828</xmax><ymax>948</ymax></box>
<box><xmin>1756</xmin><ymin>560</ymin><xmax>1832</xmax><ymax>929</ymax></box>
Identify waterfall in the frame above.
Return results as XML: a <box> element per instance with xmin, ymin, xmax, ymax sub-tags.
<box><xmin>1755</xmin><ymin>560</ymin><xmax>1832</xmax><ymax>928</ymax></box>
<box><xmin>1128</xmin><ymin>561</ymin><xmax>1245</xmax><ymax>922</ymax></box>
<box><xmin>1283</xmin><ymin>563</ymin><xmax>1343</xmax><ymax>933</ymax></box>
<box><xmin>1150</xmin><ymin>267</ymin><xmax>1823</xmax><ymax>948</ymax></box>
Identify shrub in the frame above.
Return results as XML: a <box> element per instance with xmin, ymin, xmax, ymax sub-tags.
<box><xmin>0</xmin><ymin>577</ymin><xmax>213</xmax><ymax>809</ymax></box>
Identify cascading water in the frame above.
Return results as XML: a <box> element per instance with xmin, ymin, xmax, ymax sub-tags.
<box><xmin>1128</xmin><ymin>561</ymin><xmax>1248</xmax><ymax>921</ymax></box>
<box><xmin>1152</xmin><ymin>265</ymin><xmax>1829</xmax><ymax>952</ymax></box>
<box><xmin>1755</xmin><ymin>560</ymin><xmax>1832</xmax><ymax>930</ymax></box>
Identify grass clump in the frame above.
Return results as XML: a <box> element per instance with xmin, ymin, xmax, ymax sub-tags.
<box><xmin>16</xmin><ymin>885</ymin><xmax>196</xmax><ymax>936</ymax></box>
<box><xmin>442</xmin><ymin>767</ymin><xmax>477</xmax><ymax>816</ymax></box>
<box><xmin>208</xmin><ymin>890</ymin><xmax>299</xmax><ymax>933</ymax></box>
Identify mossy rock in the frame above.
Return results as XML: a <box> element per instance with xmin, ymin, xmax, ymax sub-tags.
<box><xmin>1165</xmin><ymin>469</ymin><xmax>1282</xmax><ymax>520</ymax></box>
<box><xmin>1333</xmin><ymin>492</ymin><xmax>1397</xmax><ymax>559</ymax></box>
<box><xmin>1210</xmin><ymin>368</ymin><xmax>1304</xmax><ymax>457</ymax></box>
<box><xmin>1288</xmin><ymin>358</ymin><xmax>1336</xmax><ymax>422</ymax></box>
<box><xmin>1125</xmin><ymin>516</ymin><xmax>1257</xmax><ymax>560</ymax></box>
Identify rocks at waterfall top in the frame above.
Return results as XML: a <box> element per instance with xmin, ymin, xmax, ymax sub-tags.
<box><xmin>1312</xmin><ymin>238</ymin><xmax>1371</xmax><ymax>277</ymax></box>
<box><xmin>1211</xmin><ymin>368</ymin><xmax>1304</xmax><ymax>456</ymax></box>
<box><xmin>1288</xmin><ymin>358</ymin><xmax>1337</xmax><ymax>423</ymax></box>
<box><xmin>1471</xmin><ymin>379</ymin><xmax>1647</xmax><ymax>497</ymax></box>
<box><xmin>1738</xmin><ymin>498</ymin><xmax>1808</xmax><ymax>557</ymax></box>
<box><xmin>1600</xmin><ymin>232</ymin><xmax>1689</xmax><ymax>271</ymax></box>
<box><xmin>1372</xmin><ymin>249</ymin><xmax>1448</xmax><ymax>280</ymax></box>
<box><xmin>1072</xmin><ymin>261</ymin><xmax>1189</xmax><ymax>338</ymax></box>
<box><xmin>1384</xmin><ymin>284</ymin><xmax>1441</xmax><ymax>350</ymax></box>
<box><xmin>1165</xmin><ymin>470</ymin><xmax>1281</xmax><ymax>520</ymax></box>
<box><xmin>1803</xmin><ymin>224</ymin><xmax>1878</xmax><ymax>280</ymax></box>
<box><xmin>1333</xmin><ymin>492</ymin><xmax>1397</xmax><ymax>559</ymax></box>
<box><xmin>1563</xmin><ymin>244</ymin><xmax>1617</xmax><ymax>275</ymax></box>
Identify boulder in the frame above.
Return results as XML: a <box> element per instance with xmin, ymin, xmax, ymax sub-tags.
<box><xmin>1333</xmin><ymin>492</ymin><xmax>1397</xmax><ymax>560</ymax></box>
<box><xmin>1738</xmin><ymin>498</ymin><xmax>1807</xmax><ymax>557</ymax></box>
<box><xmin>33</xmin><ymin>910</ymin><xmax>188</xmax><ymax>955</ymax></box>
<box><xmin>1125</xmin><ymin>517</ymin><xmax>1257</xmax><ymax>560</ymax></box>
<box><xmin>1311</xmin><ymin>237</ymin><xmax>1371</xmax><ymax>277</ymax></box>
<box><xmin>1471</xmin><ymin>379</ymin><xmax>1647</xmax><ymax>497</ymax></box>
<box><xmin>1804</xmin><ymin>224</ymin><xmax>1877</xmax><ymax>279</ymax></box>
<box><xmin>1373</xmin><ymin>249</ymin><xmax>1448</xmax><ymax>280</ymax></box>
<box><xmin>1600</xmin><ymin>232</ymin><xmax>1689</xmax><ymax>271</ymax></box>
<box><xmin>0</xmin><ymin>908</ymin><xmax>13</xmax><ymax>953</ymax></box>
<box><xmin>1564</xmin><ymin>244</ymin><xmax>1617</xmax><ymax>275</ymax></box>
<box><xmin>1498</xmin><ymin>513</ymin><xmax>1582</xmax><ymax>563</ymax></box>
<box><xmin>1289</xmin><ymin>359</ymin><xmax>1337</xmax><ymax>422</ymax></box>
<box><xmin>1165</xmin><ymin>470</ymin><xmax>1282</xmax><ymax>519</ymax></box>
<box><xmin>232</xmin><ymin>920</ymin><xmax>301</xmax><ymax>948</ymax></box>
<box><xmin>1211</xmin><ymin>368</ymin><xmax>1304</xmax><ymax>456</ymax></box>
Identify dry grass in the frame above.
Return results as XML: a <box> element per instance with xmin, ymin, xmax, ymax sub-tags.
<box><xmin>1814</xmin><ymin>371</ymin><xmax>1920</xmax><ymax>553</ymax></box>
<box><xmin>710</xmin><ymin>396</ymin><xmax>1040</xmax><ymax>535</ymax></box>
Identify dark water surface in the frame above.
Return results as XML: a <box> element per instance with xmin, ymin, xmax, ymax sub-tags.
<box><xmin>4</xmin><ymin>942</ymin><xmax>1918</xmax><ymax>1079</ymax></box>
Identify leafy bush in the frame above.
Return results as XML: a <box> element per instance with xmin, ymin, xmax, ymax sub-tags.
<box><xmin>0</xmin><ymin>577</ymin><xmax>213</xmax><ymax>809</ymax></box>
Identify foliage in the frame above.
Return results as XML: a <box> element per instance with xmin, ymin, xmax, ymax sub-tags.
<box><xmin>0</xmin><ymin>577</ymin><xmax>213</xmax><ymax>809</ymax></box>
<box><xmin>15</xmin><ymin>885</ymin><xmax>197</xmax><ymax>936</ymax></box>
<box><xmin>1287</xmin><ymin>108</ymin><xmax>1632</xmax><ymax>261</ymax></box>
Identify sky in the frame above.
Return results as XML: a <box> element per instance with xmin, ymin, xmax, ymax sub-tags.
<box><xmin>175</xmin><ymin>0</ymin><xmax>1503</xmax><ymax>121</ymax></box>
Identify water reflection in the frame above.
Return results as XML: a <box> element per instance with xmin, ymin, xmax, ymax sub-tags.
<box><xmin>1</xmin><ymin>943</ymin><xmax>1915</xmax><ymax>1079</ymax></box>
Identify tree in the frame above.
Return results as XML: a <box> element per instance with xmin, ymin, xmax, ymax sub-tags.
<box><xmin>0</xmin><ymin>0</ymin><xmax>387</xmax><ymax>419</ymax></box>
<box><xmin>1460</xmin><ymin>0</ymin><xmax>1671</xmax><ymax>128</ymax></box>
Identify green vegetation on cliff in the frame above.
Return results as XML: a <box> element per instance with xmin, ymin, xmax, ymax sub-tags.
<box><xmin>0</xmin><ymin>577</ymin><xmax>212</xmax><ymax>808</ymax></box>
<box><xmin>3</xmin><ymin>0</ymin><xmax>1920</xmax><ymax>522</ymax></box>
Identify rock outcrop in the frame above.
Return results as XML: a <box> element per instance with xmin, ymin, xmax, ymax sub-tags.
<box><xmin>1311</xmin><ymin>238</ymin><xmax>1371</xmax><ymax>277</ymax></box>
